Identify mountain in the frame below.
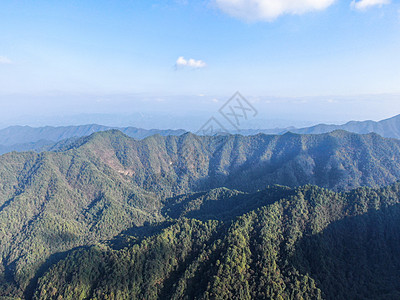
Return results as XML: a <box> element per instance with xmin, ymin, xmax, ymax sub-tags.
<box><xmin>33</xmin><ymin>183</ymin><xmax>400</xmax><ymax>300</ymax></box>
<box><xmin>0</xmin><ymin>124</ymin><xmax>110</xmax><ymax>146</ymax></box>
<box><xmin>0</xmin><ymin>124</ymin><xmax>187</xmax><ymax>146</ymax></box>
<box><xmin>237</xmin><ymin>114</ymin><xmax>400</xmax><ymax>139</ymax></box>
<box><xmin>2</xmin><ymin>130</ymin><xmax>400</xmax><ymax>298</ymax></box>
<box><xmin>51</xmin><ymin>129</ymin><xmax>400</xmax><ymax>192</ymax></box>
<box><xmin>290</xmin><ymin>114</ymin><xmax>400</xmax><ymax>138</ymax></box>
<box><xmin>0</xmin><ymin>124</ymin><xmax>186</xmax><ymax>155</ymax></box>
<box><xmin>2</xmin><ymin>114</ymin><xmax>400</xmax><ymax>156</ymax></box>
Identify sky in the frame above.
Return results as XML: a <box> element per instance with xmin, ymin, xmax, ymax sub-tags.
<box><xmin>0</xmin><ymin>0</ymin><xmax>400</xmax><ymax>129</ymax></box>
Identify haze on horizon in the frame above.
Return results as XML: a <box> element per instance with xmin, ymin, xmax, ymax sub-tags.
<box><xmin>0</xmin><ymin>0</ymin><xmax>399</xmax><ymax>129</ymax></box>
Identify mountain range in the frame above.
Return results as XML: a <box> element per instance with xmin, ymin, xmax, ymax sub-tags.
<box><xmin>0</xmin><ymin>125</ymin><xmax>186</xmax><ymax>155</ymax></box>
<box><xmin>290</xmin><ymin>113</ymin><xmax>400</xmax><ymax>137</ymax></box>
<box><xmin>1</xmin><ymin>114</ymin><xmax>400</xmax><ymax>156</ymax></box>
<box><xmin>239</xmin><ymin>114</ymin><xmax>400</xmax><ymax>138</ymax></box>
<box><xmin>2</xmin><ymin>130</ymin><xmax>400</xmax><ymax>298</ymax></box>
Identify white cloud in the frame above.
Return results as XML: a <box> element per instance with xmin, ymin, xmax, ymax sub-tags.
<box><xmin>176</xmin><ymin>56</ymin><xmax>206</xmax><ymax>69</ymax></box>
<box><xmin>351</xmin><ymin>0</ymin><xmax>390</xmax><ymax>10</ymax></box>
<box><xmin>215</xmin><ymin>0</ymin><xmax>336</xmax><ymax>21</ymax></box>
<box><xmin>0</xmin><ymin>56</ymin><xmax>12</xmax><ymax>64</ymax></box>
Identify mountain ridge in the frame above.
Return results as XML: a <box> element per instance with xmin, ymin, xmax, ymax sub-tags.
<box><xmin>291</xmin><ymin>113</ymin><xmax>400</xmax><ymax>137</ymax></box>
<box><xmin>1</xmin><ymin>114</ymin><xmax>400</xmax><ymax>155</ymax></box>
<box><xmin>0</xmin><ymin>124</ymin><xmax>186</xmax><ymax>146</ymax></box>
<box><xmin>49</xmin><ymin>129</ymin><xmax>400</xmax><ymax>193</ymax></box>
<box><xmin>2</xmin><ymin>129</ymin><xmax>400</xmax><ymax>298</ymax></box>
<box><xmin>239</xmin><ymin>114</ymin><xmax>400</xmax><ymax>138</ymax></box>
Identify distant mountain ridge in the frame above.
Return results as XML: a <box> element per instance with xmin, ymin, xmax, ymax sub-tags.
<box><xmin>0</xmin><ymin>124</ymin><xmax>186</xmax><ymax>155</ymax></box>
<box><xmin>1</xmin><ymin>114</ymin><xmax>400</xmax><ymax>156</ymax></box>
<box><xmin>0</xmin><ymin>124</ymin><xmax>186</xmax><ymax>146</ymax></box>
<box><xmin>291</xmin><ymin>114</ymin><xmax>400</xmax><ymax>138</ymax></box>
<box><xmin>240</xmin><ymin>114</ymin><xmax>400</xmax><ymax>138</ymax></box>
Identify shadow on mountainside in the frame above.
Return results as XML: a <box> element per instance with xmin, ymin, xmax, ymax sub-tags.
<box><xmin>291</xmin><ymin>204</ymin><xmax>400</xmax><ymax>300</ymax></box>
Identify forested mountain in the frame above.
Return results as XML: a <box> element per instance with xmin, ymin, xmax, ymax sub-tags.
<box><xmin>33</xmin><ymin>183</ymin><xmax>400</xmax><ymax>299</ymax></box>
<box><xmin>0</xmin><ymin>125</ymin><xmax>186</xmax><ymax>155</ymax></box>
<box><xmin>2</xmin><ymin>130</ymin><xmax>400</xmax><ymax>298</ymax></box>
<box><xmin>61</xmin><ymin>129</ymin><xmax>400</xmax><ymax>192</ymax></box>
<box><xmin>1</xmin><ymin>114</ymin><xmax>400</xmax><ymax>155</ymax></box>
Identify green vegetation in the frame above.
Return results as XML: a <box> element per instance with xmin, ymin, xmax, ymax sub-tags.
<box><xmin>33</xmin><ymin>184</ymin><xmax>400</xmax><ymax>299</ymax></box>
<box><xmin>1</xmin><ymin>130</ymin><xmax>400</xmax><ymax>299</ymax></box>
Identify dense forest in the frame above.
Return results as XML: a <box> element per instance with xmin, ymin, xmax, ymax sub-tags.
<box><xmin>0</xmin><ymin>130</ymin><xmax>400</xmax><ymax>299</ymax></box>
<box><xmin>33</xmin><ymin>184</ymin><xmax>400</xmax><ymax>299</ymax></box>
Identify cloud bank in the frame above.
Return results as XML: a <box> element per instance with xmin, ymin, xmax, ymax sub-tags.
<box><xmin>215</xmin><ymin>0</ymin><xmax>336</xmax><ymax>21</ymax></box>
<box><xmin>176</xmin><ymin>56</ymin><xmax>206</xmax><ymax>69</ymax></box>
<box><xmin>351</xmin><ymin>0</ymin><xmax>390</xmax><ymax>10</ymax></box>
<box><xmin>0</xmin><ymin>56</ymin><xmax>12</xmax><ymax>64</ymax></box>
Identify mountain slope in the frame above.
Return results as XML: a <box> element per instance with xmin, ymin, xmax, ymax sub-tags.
<box><xmin>2</xmin><ymin>130</ymin><xmax>400</xmax><ymax>297</ymax></box>
<box><xmin>0</xmin><ymin>145</ymin><xmax>162</xmax><ymax>297</ymax></box>
<box><xmin>64</xmin><ymin>129</ymin><xmax>400</xmax><ymax>192</ymax></box>
<box><xmin>33</xmin><ymin>183</ymin><xmax>400</xmax><ymax>300</ymax></box>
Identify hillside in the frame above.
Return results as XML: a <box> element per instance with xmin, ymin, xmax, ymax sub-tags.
<box><xmin>0</xmin><ymin>144</ymin><xmax>163</xmax><ymax>296</ymax></box>
<box><xmin>2</xmin><ymin>130</ymin><xmax>400</xmax><ymax>298</ymax></box>
<box><xmin>33</xmin><ymin>183</ymin><xmax>400</xmax><ymax>300</ymax></box>
<box><xmin>63</xmin><ymin>129</ymin><xmax>400</xmax><ymax>192</ymax></box>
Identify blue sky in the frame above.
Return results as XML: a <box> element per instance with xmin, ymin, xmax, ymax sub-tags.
<box><xmin>0</xmin><ymin>0</ymin><xmax>399</xmax><ymax>128</ymax></box>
